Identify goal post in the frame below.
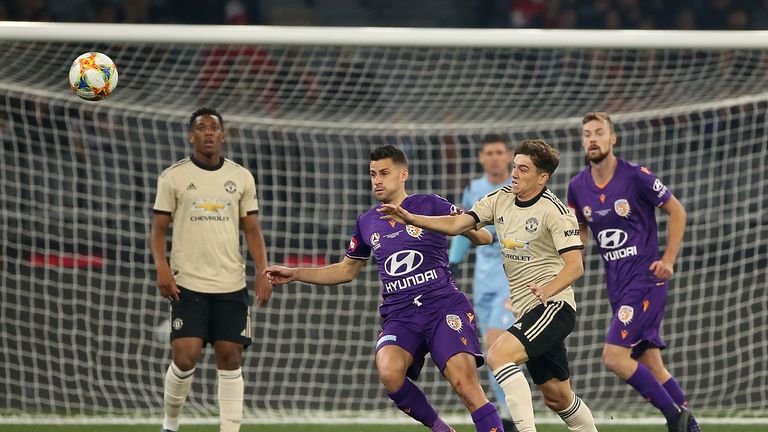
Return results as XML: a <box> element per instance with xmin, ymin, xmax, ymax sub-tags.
<box><xmin>1</xmin><ymin>23</ymin><xmax>766</xmax><ymax>423</ymax></box>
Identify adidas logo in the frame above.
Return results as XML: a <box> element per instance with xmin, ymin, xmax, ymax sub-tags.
<box><xmin>186</xmin><ymin>183</ymin><xmax>197</xmax><ymax>191</ymax></box>
<box><xmin>497</xmin><ymin>216</ymin><xmax>504</xmax><ymax>224</ymax></box>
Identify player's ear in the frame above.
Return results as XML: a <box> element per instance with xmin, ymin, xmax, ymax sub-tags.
<box><xmin>538</xmin><ymin>171</ymin><xmax>550</xmax><ymax>185</ymax></box>
<box><xmin>401</xmin><ymin>167</ymin><xmax>409</xmax><ymax>182</ymax></box>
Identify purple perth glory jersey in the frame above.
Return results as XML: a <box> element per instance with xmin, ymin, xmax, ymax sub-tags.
<box><xmin>346</xmin><ymin>194</ymin><xmax>459</xmax><ymax>316</ymax></box>
<box><xmin>568</xmin><ymin>159</ymin><xmax>673</xmax><ymax>306</ymax></box>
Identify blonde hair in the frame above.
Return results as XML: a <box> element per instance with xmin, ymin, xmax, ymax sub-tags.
<box><xmin>582</xmin><ymin>111</ymin><xmax>614</xmax><ymax>132</ymax></box>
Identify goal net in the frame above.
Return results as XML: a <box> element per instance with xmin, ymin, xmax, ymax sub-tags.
<box><xmin>1</xmin><ymin>25</ymin><xmax>766</xmax><ymax>422</ymax></box>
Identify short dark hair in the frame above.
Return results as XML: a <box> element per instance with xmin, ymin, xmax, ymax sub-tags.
<box><xmin>480</xmin><ymin>133</ymin><xmax>510</xmax><ymax>150</ymax></box>
<box><xmin>582</xmin><ymin>111</ymin><xmax>614</xmax><ymax>132</ymax></box>
<box><xmin>514</xmin><ymin>139</ymin><xmax>560</xmax><ymax>175</ymax></box>
<box><xmin>370</xmin><ymin>145</ymin><xmax>408</xmax><ymax>167</ymax></box>
<box><xmin>189</xmin><ymin>107</ymin><xmax>224</xmax><ymax>131</ymax></box>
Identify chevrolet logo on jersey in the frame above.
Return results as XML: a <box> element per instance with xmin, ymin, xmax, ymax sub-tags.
<box><xmin>192</xmin><ymin>200</ymin><xmax>230</xmax><ymax>213</ymax></box>
<box><xmin>501</xmin><ymin>238</ymin><xmax>530</xmax><ymax>250</ymax></box>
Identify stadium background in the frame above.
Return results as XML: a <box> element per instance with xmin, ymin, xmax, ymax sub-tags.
<box><xmin>1</xmin><ymin>0</ymin><xmax>767</xmax><ymax>428</ymax></box>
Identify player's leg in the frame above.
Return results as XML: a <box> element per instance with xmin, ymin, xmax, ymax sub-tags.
<box><xmin>211</xmin><ymin>288</ymin><xmax>251</xmax><ymax>432</ymax></box>
<box><xmin>430</xmin><ymin>291</ymin><xmax>503</xmax><ymax>431</ymax></box>
<box><xmin>603</xmin><ymin>343</ymin><xmax>683</xmax><ymax>421</ymax></box>
<box><xmin>489</xmin><ymin>301</ymin><xmax>578</xmax><ymax>432</ymax></box>
<box><xmin>539</xmin><ymin>381</ymin><xmax>597</xmax><ymax>432</ymax></box>
<box><xmin>478</xmin><ymin>290</ymin><xmax>515</xmax><ymax>419</ymax></box>
<box><xmin>376</xmin><ymin>324</ymin><xmax>453</xmax><ymax>432</ymax></box>
<box><xmin>487</xmin><ymin>331</ymin><xmax>533</xmax><ymax>432</ymax></box>
<box><xmin>637</xmin><ymin>348</ymin><xmax>702</xmax><ymax>432</ymax></box>
<box><xmin>603</xmin><ymin>297</ymin><xmax>688</xmax><ymax>431</ymax></box>
<box><xmin>529</xmin><ymin>344</ymin><xmax>596</xmax><ymax>432</ymax></box>
<box><xmin>442</xmin><ymin>352</ymin><xmax>504</xmax><ymax>432</ymax></box>
<box><xmin>163</xmin><ymin>287</ymin><xmax>209</xmax><ymax>432</ymax></box>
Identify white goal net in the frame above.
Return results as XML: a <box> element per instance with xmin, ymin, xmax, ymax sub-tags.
<box><xmin>1</xmin><ymin>25</ymin><xmax>766</xmax><ymax>421</ymax></box>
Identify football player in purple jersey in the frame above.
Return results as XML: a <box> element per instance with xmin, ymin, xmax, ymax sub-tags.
<box><xmin>567</xmin><ymin>112</ymin><xmax>700</xmax><ymax>432</ymax></box>
<box><xmin>265</xmin><ymin>145</ymin><xmax>505</xmax><ymax>432</ymax></box>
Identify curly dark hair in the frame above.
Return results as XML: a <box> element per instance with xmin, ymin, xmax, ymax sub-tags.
<box><xmin>513</xmin><ymin>139</ymin><xmax>560</xmax><ymax>175</ymax></box>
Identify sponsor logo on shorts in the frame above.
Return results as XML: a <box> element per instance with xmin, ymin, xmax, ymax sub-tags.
<box><xmin>172</xmin><ymin>318</ymin><xmax>183</xmax><ymax>331</ymax></box>
<box><xmin>446</xmin><ymin>314</ymin><xmax>463</xmax><ymax>332</ymax></box>
<box><xmin>376</xmin><ymin>334</ymin><xmax>397</xmax><ymax>348</ymax></box>
<box><xmin>621</xmin><ymin>329</ymin><xmax>629</xmax><ymax>339</ymax></box>
<box><xmin>618</xmin><ymin>305</ymin><xmax>634</xmax><ymax>325</ymax></box>
<box><xmin>460</xmin><ymin>337</ymin><xmax>468</xmax><ymax>346</ymax></box>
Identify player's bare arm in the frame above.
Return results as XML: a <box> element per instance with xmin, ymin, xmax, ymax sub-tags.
<box><xmin>264</xmin><ymin>256</ymin><xmax>366</xmax><ymax>286</ymax></box>
<box><xmin>462</xmin><ymin>227</ymin><xmax>493</xmax><ymax>245</ymax></box>
<box><xmin>377</xmin><ymin>204</ymin><xmax>477</xmax><ymax>236</ymax></box>
<box><xmin>651</xmin><ymin>195</ymin><xmax>687</xmax><ymax>280</ymax></box>
<box><xmin>529</xmin><ymin>249</ymin><xmax>584</xmax><ymax>305</ymax></box>
<box><xmin>578</xmin><ymin>223</ymin><xmax>589</xmax><ymax>256</ymax></box>
<box><xmin>242</xmin><ymin>214</ymin><xmax>272</xmax><ymax>306</ymax></box>
<box><xmin>150</xmin><ymin>212</ymin><xmax>180</xmax><ymax>301</ymax></box>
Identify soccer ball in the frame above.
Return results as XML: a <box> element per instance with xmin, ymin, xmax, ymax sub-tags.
<box><xmin>68</xmin><ymin>52</ymin><xmax>118</xmax><ymax>101</ymax></box>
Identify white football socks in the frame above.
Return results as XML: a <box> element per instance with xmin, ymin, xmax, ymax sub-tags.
<box><xmin>556</xmin><ymin>392</ymin><xmax>598</xmax><ymax>432</ymax></box>
<box><xmin>163</xmin><ymin>362</ymin><xmax>195</xmax><ymax>432</ymax></box>
<box><xmin>493</xmin><ymin>362</ymin><xmax>537</xmax><ymax>432</ymax></box>
<box><xmin>218</xmin><ymin>368</ymin><xmax>244</xmax><ymax>432</ymax></box>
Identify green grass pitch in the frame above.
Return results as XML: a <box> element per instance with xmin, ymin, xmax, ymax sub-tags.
<box><xmin>0</xmin><ymin>424</ymin><xmax>765</xmax><ymax>432</ymax></box>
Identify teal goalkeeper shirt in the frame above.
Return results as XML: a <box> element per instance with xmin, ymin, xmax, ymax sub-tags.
<box><xmin>448</xmin><ymin>175</ymin><xmax>511</xmax><ymax>294</ymax></box>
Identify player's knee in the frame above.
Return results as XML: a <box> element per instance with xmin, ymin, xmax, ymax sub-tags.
<box><xmin>487</xmin><ymin>341</ymin><xmax>524</xmax><ymax>369</ymax></box>
<box><xmin>601</xmin><ymin>349</ymin><xmax>624</xmax><ymax>373</ymax></box>
<box><xmin>377</xmin><ymin>366</ymin><xmax>406</xmax><ymax>392</ymax></box>
<box><xmin>486</xmin><ymin>345</ymin><xmax>504</xmax><ymax>369</ymax></box>
<box><xmin>172</xmin><ymin>356</ymin><xmax>198</xmax><ymax>372</ymax></box>
<box><xmin>215</xmin><ymin>352</ymin><xmax>241</xmax><ymax>370</ymax></box>
<box><xmin>542</xmin><ymin>391</ymin><xmax>570</xmax><ymax>412</ymax></box>
<box><xmin>449</xmin><ymin>373</ymin><xmax>476</xmax><ymax>398</ymax></box>
<box><xmin>543</xmin><ymin>396</ymin><xmax>568</xmax><ymax>412</ymax></box>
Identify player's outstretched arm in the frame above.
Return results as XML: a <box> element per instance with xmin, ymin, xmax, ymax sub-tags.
<box><xmin>150</xmin><ymin>213</ymin><xmax>180</xmax><ymax>301</ymax></box>
<box><xmin>651</xmin><ymin>195</ymin><xmax>687</xmax><ymax>279</ymax></box>
<box><xmin>264</xmin><ymin>256</ymin><xmax>366</xmax><ymax>287</ymax></box>
<box><xmin>242</xmin><ymin>214</ymin><xmax>272</xmax><ymax>306</ymax></box>
<box><xmin>462</xmin><ymin>227</ymin><xmax>493</xmax><ymax>245</ymax></box>
<box><xmin>377</xmin><ymin>204</ymin><xmax>477</xmax><ymax>236</ymax></box>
